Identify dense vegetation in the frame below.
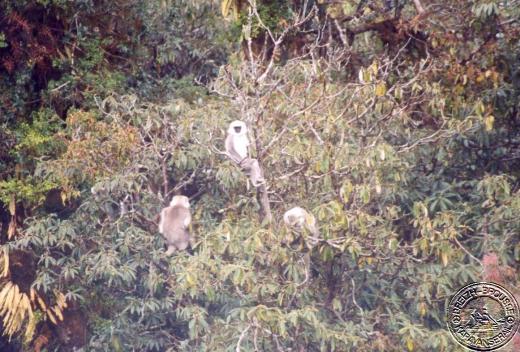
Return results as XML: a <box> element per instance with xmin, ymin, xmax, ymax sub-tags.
<box><xmin>0</xmin><ymin>0</ymin><xmax>519</xmax><ymax>351</ymax></box>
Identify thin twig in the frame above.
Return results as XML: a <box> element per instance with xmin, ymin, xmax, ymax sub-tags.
<box><xmin>453</xmin><ymin>237</ymin><xmax>483</xmax><ymax>266</ymax></box>
<box><xmin>236</xmin><ymin>325</ymin><xmax>251</xmax><ymax>352</ymax></box>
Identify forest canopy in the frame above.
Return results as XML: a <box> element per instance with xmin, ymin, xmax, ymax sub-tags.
<box><xmin>0</xmin><ymin>0</ymin><xmax>519</xmax><ymax>351</ymax></box>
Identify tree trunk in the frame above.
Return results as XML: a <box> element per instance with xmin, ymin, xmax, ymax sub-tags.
<box><xmin>256</xmin><ymin>181</ymin><xmax>272</xmax><ymax>224</ymax></box>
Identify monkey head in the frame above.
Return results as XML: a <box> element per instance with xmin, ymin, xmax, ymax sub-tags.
<box><xmin>228</xmin><ymin>120</ymin><xmax>247</xmax><ymax>136</ymax></box>
<box><xmin>170</xmin><ymin>195</ymin><xmax>190</xmax><ymax>208</ymax></box>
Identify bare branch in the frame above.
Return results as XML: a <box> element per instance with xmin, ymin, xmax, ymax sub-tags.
<box><xmin>236</xmin><ymin>325</ymin><xmax>251</xmax><ymax>352</ymax></box>
<box><xmin>412</xmin><ymin>0</ymin><xmax>426</xmax><ymax>15</ymax></box>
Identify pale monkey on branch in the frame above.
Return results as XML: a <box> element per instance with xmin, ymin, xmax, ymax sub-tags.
<box><xmin>158</xmin><ymin>195</ymin><xmax>194</xmax><ymax>255</ymax></box>
<box><xmin>225</xmin><ymin>120</ymin><xmax>265</xmax><ymax>187</ymax></box>
<box><xmin>283</xmin><ymin>207</ymin><xmax>320</xmax><ymax>248</ymax></box>
<box><xmin>225</xmin><ymin>120</ymin><xmax>249</xmax><ymax>164</ymax></box>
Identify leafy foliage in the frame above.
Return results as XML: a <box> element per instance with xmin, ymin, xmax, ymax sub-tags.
<box><xmin>0</xmin><ymin>0</ymin><xmax>519</xmax><ymax>351</ymax></box>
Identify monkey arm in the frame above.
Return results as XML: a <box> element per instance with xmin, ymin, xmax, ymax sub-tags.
<box><xmin>158</xmin><ymin>209</ymin><xmax>167</xmax><ymax>233</ymax></box>
<box><xmin>183</xmin><ymin>213</ymin><xmax>191</xmax><ymax>229</ymax></box>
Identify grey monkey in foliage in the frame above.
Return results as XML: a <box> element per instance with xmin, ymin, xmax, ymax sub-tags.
<box><xmin>158</xmin><ymin>195</ymin><xmax>193</xmax><ymax>255</ymax></box>
<box><xmin>283</xmin><ymin>207</ymin><xmax>320</xmax><ymax>247</ymax></box>
<box><xmin>224</xmin><ymin>120</ymin><xmax>265</xmax><ymax>187</ymax></box>
<box><xmin>225</xmin><ymin>120</ymin><xmax>249</xmax><ymax>163</ymax></box>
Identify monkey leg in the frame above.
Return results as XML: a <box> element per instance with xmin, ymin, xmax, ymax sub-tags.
<box><xmin>240</xmin><ymin>158</ymin><xmax>265</xmax><ymax>187</ymax></box>
<box><xmin>165</xmin><ymin>245</ymin><xmax>177</xmax><ymax>256</ymax></box>
<box><xmin>176</xmin><ymin>242</ymin><xmax>189</xmax><ymax>251</ymax></box>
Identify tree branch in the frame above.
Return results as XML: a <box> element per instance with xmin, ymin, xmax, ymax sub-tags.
<box><xmin>412</xmin><ymin>0</ymin><xmax>426</xmax><ymax>15</ymax></box>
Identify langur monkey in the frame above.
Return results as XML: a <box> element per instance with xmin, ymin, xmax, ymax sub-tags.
<box><xmin>225</xmin><ymin>120</ymin><xmax>249</xmax><ymax>164</ymax></box>
<box><xmin>225</xmin><ymin>120</ymin><xmax>265</xmax><ymax>187</ymax></box>
<box><xmin>283</xmin><ymin>207</ymin><xmax>320</xmax><ymax>248</ymax></box>
<box><xmin>158</xmin><ymin>195</ymin><xmax>193</xmax><ymax>255</ymax></box>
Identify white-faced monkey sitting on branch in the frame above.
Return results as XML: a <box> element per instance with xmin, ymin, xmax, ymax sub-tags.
<box><xmin>225</xmin><ymin>120</ymin><xmax>265</xmax><ymax>187</ymax></box>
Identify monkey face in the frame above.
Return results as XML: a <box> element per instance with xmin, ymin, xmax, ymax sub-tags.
<box><xmin>228</xmin><ymin>120</ymin><xmax>247</xmax><ymax>136</ymax></box>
